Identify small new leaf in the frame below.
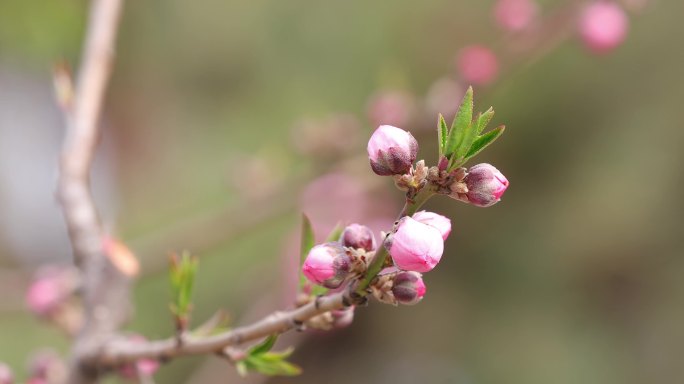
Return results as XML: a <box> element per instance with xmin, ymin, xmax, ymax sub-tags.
<box><xmin>444</xmin><ymin>86</ymin><xmax>474</xmax><ymax>160</ymax></box>
<box><xmin>464</xmin><ymin>125</ymin><xmax>505</xmax><ymax>160</ymax></box>
<box><xmin>238</xmin><ymin>335</ymin><xmax>303</xmax><ymax>377</ymax></box>
<box><xmin>475</xmin><ymin>107</ymin><xmax>494</xmax><ymax>135</ymax></box>
<box><xmin>298</xmin><ymin>214</ymin><xmax>315</xmax><ymax>290</ymax></box>
<box><xmin>438</xmin><ymin>114</ymin><xmax>448</xmax><ymax>157</ymax></box>
<box><xmin>169</xmin><ymin>251</ymin><xmax>198</xmax><ymax>326</ymax></box>
<box><xmin>249</xmin><ymin>335</ymin><xmax>278</xmax><ymax>356</ymax></box>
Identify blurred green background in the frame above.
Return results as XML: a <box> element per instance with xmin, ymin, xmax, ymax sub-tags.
<box><xmin>1</xmin><ymin>0</ymin><xmax>683</xmax><ymax>383</ymax></box>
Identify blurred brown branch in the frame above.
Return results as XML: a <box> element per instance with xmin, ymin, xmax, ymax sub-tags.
<box><xmin>56</xmin><ymin>0</ymin><xmax>130</xmax><ymax>382</ymax></box>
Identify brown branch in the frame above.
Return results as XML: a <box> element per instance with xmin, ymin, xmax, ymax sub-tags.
<box><xmin>56</xmin><ymin>0</ymin><xmax>128</xmax><ymax>383</ymax></box>
<box><xmin>98</xmin><ymin>289</ymin><xmax>357</xmax><ymax>365</ymax></box>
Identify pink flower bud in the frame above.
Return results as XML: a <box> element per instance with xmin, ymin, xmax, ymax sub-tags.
<box><xmin>392</xmin><ymin>271</ymin><xmax>426</xmax><ymax>305</ymax></box>
<box><xmin>340</xmin><ymin>223</ymin><xmax>376</xmax><ymax>252</ymax></box>
<box><xmin>25</xmin><ymin>267</ymin><xmax>77</xmax><ymax>317</ymax></box>
<box><xmin>331</xmin><ymin>306</ymin><xmax>355</xmax><ymax>328</ymax></box>
<box><xmin>412</xmin><ymin>211</ymin><xmax>451</xmax><ymax>241</ymax></box>
<box><xmin>464</xmin><ymin>163</ymin><xmax>509</xmax><ymax>207</ymax></box>
<box><xmin>389</xmin><ymin>217</ymin><xmax>444</xmax><ymax>273</ymax></box>
<box><xmin>0</xmin><ymin>363</ymin><xmax>13</xmax><ymax>384</ymax></box>
<box><xmin>119</xmin><ymin>336</ymin><xmax>160</xmax><ymax>379</ymax></box>
<box><xmin>367</xmin><ymin>125</ymin><xmax>418</xmax><ymax>176</ymax></box>
<box><xmin>579</xmin><ymin>2</ymin><xmax>628</xmax><ymax>54</ymax></box>
<box><xmin>493</xmin><ymin>0</ymin><xmax>539</xmax><ymax>32</ymax></box>
<box><xmin>302</xmin><ymin>243</ymin><xmax>351</xmax><ymax>288</ymax></box>
<box><xmin>456</xmin><ymin>45</ymin><xmax>499</xmax><ymax>86</ymax></box>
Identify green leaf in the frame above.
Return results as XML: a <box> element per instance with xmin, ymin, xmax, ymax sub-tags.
<box><xmin>464</xmin><ymin>125</ymin><xmax>505</xmax><ymax>160</ymax></box>
<box><xmin>325</xmin><ymin>222</ymin><xmax>344</xmax><ymax>242</ymax></box>
<box><xmin>299</xmin><ymin>214</ymin><xmax>314</xmax><ymax>266</ymax></box>
<box><xmin>475</xmin><ymin>107</ymin><xmax>494</xmax><ymax>135</ymax></box>
<box><xmin>444</xmin><ymin>86</ymin><xmax>474</xmax><ymax>160</ymax></box>
<box><xmin>298</xmin><ymin>214</ymin><xmax>315</xmax><ymax>290</ymax></box>
<box><xmin>249</xmin><ymin>335</ymin><xmax>278</xmax><ymax>356</ymax></box>
<box><xmin>236</xmin><ymin>361</ymin><xmax>248</xmax><ymax>377</ymax></box>
<box><xmin>169</xmin><ymin>251</ymin><xmax>199</xmax><ymax>321</ymax></box>
<box><xmin>438</xmin><ymin>114</ymin><xmax>448</xmax><ymax>157</ymax></box>
<box><xmin>245</xmin><ymin>355</ymin><xmax>302</xmax><ymax>376</ymax></box>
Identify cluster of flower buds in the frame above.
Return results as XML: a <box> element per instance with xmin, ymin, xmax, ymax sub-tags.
<box><xmin>371</xmin><ymin>268</ymin><xmax>427</xmax><ymax>306</ymax></box>
<box><xmin>302</xmin><ymin>224</ymin><xmax>377</xmax><ymax>289</ymax></box>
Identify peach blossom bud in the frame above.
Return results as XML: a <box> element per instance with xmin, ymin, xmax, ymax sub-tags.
<box><xmin>464</xmin><ymin>163</ymin><xmax>509</xmax><ymax>207</ymax></box>
<box><xmin>119</xmin><ymin>336</ymin><xmax>160</xmax><ymax>379</ymax></box>
<box><xmin>392</xmin><ymin>271</ymin><xmax>426</xmax><ymax>305</ymax></box>
<box><xmin>456</xmin><ymin>45</ymin><xmax>499</xmax><ymax>86</ymax></box>
<box><xmin>25</xmin><ymin>267</ymin><xmax>77</xmax><ymax>317</ymax></box>
<box><xmin>0</xmin><ymin>363</ymin><xmax>12</xmax><ymax>384</ymax></box>
<box><xmin>389</xmin><ymin>216</ymin><xmax>444</xmax><ymax>273</ymax></box>
<box><xmin>579</xmin><ymin>2</ymin><xmax>628</xmax><ymax>53</ymax></box>
<box><xmin>302</xmin><ymin>243</ymin><xmax>351</xmax><ymax>288</ymax></box>
<box><xmin>340</xmin><ymin>224</ymin><xmax>377</xmax><ymax>252</ymax></box>
<box><xmin>493</xmin><ymin>0</ymin><xmax>539</xmax><ymax>32</ymax></box>
<box><xmin>331</xmin><ymin>306</ymin><xmax>355</xmax><ymax>328</ymax></box>
<box><xmin>412</xmin><ymin>211</ymin><xmax>451</xmax><ymax>241</ymax></box>
<box><xmin>367</xmin><ymin>125</ymin><xmax>418</xmax><ymax>176</ymax></box>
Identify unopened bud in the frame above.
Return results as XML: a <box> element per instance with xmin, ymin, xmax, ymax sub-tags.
<box><xmin>26</xmin><ymin>349</ymin><xmax>66</xmax><ymax>384</ymax></box>
<box><xmin>26</xmin><ymin>267</ymin><xmax>78</xmax><ymax>317</ymax></box>
<box><xmin>331</xmin><ymin>306</ymin><xmax>355</xmax><ymax>328</ymax></box>
<box><xmin>464</xmin><ymin>163</ymin><xmax>509</xmax><ymax>207</ymax></box>
<box><xmin>119</xmin><ymin>335</ymin><xmax>160</xmax><ymax>379</ymax></box>
<box><xmin>392</xmin><ymin>271</ymin><xmax>426</xmax><ymax>305</ymax></box>
<box><xmin>0</xmin><ymin>363</ymin><xmax>13</xmax><ymax>384</ymax></box>
<box><xmin>579</xmin><ymin>2</ymin><xmax>628</xmax><ymax>54</ymax></box>
<box><xmin>340</xmin><ymin>224</ymin><xmax>376</xmax><ymax>252</ymax></box>
<box><xmin>367</xmin><ymin>125</ymin><xmax>418</xmax><ymax>176</ymax></box>
<box><xmin>412</xmin><ymin>211</ymin><xmax>451</xmax><ymax>241</ymax></box>
<box><xmin>388</xmin><ymin>216</ymin><xmax>444</xmax><ymax>273</ymax></box>
<box><xmin>302</xmin><ymin>243</ymin><xmax>351</xmax><ymax>288</ymax></box>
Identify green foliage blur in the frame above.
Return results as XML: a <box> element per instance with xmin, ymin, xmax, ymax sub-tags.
<box><xmin>1</xmin><ymin>0</ymin><xmax>683</xmax><ymax>383</ymax></box>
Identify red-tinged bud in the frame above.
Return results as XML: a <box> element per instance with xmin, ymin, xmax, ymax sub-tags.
<box><xmin>456</xmin><ymin>45</ymin><xmax>499</xmax><ymax>86</ymax></box>
<box><xmin>302</xmin><ymin>243</ymin><xmax>351</xmax><ymax>288</ymax></box>
<box><xmin>340</xmin><ymin>224</ymin><xmax>377</xmax><ymax>252</ymax></box>
<box><xmin>464</xmin><ymin>163</ymin><xmax>509</xmax><ymax>207</ymax></box>
<box><xmin>493</xmin><ymin>0</ymin><xmax>539</xmax><ymax>32</ymax></box>
<box><xmin>412</xmin><ymin>211</ymin><xmax>452</xmax><ymax>241</ymax></box>
<box><xmin>579</xmin><ymin>2</ymin><xmax>628</xmax><ymax>54</ymax></box>
<box><xmin>0</xmin><ymin>363</ymin><xmax>13</xmax><ymax>384</ymax></box>
<box><xmin>331</xmin><ymin>306</ymin><xmax>355</xmax><ymax>328</ymax></box>
<box><xmin>26</xmin><ymin>349</ymin><xmax>66</xmax><ymax>384</ymax></box>
<box><xmin>388</xmin><ymin>217</ymin><xmax>444</xmax><ymax>273</ymax></box>
<box><xmin>119</xmin><ymin>335</ymin><xmax>160</xmax><ymax>379</ymax></box>
<box><xmin>392</xmin><ymin>271</ymin><xmax>426</xmax><ymax>305</ymax></box>
<box><xmin>367</xmin><ymin>125</ymin><xmax>418</xmax><ymax>176</ymax></box>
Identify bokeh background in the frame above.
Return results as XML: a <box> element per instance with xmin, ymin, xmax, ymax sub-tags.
<box><xmin>1</xmin><ymin>0</ymin><xmax>683</xmax><ymax>383</ymax></box>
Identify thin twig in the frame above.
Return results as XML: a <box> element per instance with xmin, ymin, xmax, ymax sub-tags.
<box><xmin>99</xmin><ymin>289</ymin><xmax>356</xmax><ymax>365</ymax></box>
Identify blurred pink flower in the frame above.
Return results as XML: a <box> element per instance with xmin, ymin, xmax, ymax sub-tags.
<box><xmin>25</xmin><ymin>266</ymin><xmax>78</xmax><ymax>316</ymax></box>
<box><xmin>367</xmin><ymin>90</ymin><xmax>416</xmax><ymax>128</ymax></box>
<box><xmin>456</xmin><ymin>45</ymin><xmax>500</xmax><ymax>86</ymax></box>
<box><xmin>493</xmin><ymin>0</ymin><xmax>539</xmax><ymax>32</ymax></box>
<box><xmin>0</xmin><ymin>362</ymin><xmax>12</xmax><ymax>384</ymax></box>
<box><xmin>579</xmin><ymin>1</ymin><xmax>629</xmax><ymax>53</ymax></box>
<box><xmin>425</xmin><ymin>77</ymin><xmax>465</xmax><ymax>121</ymax></box>
<box><xmin>389</xmin><ymin>216</ymin><xmax>444</xmax><ymax>273</ymax></box>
